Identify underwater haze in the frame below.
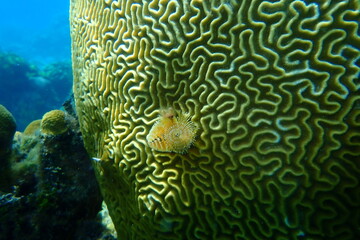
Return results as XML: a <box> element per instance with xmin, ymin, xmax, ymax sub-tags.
<box><xmin>0</xmin><ymin>0</ymin><xmax>70</xmax><ymax>65</ymax></box>
<box><xmin>0</xmin><ymin>0</ymin><xmax>72</xmax><ymax>131</ymax></box>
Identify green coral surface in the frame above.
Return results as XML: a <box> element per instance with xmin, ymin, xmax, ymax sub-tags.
<box><xmin>0</xmin><ymin>104</ymin><xmax>16</xmax><ymax>156</ymax></box>
<box><xmin>70</xmin><ymin>0</ymin><xmax>360</xmax><ymax>239</ymax></box>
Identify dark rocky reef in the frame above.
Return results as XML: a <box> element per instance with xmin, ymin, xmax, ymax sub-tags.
<box><xmin>0</xmin><ymin>100</ymin><xmax>114</xmax><ymax>240</ymax></box>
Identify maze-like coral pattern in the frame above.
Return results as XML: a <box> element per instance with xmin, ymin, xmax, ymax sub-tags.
<box><xmin>70</xmin><ymin>0</ymin><xmax>360</xmax><ymax>239</ymax></box>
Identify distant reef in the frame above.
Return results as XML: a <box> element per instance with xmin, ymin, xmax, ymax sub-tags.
<box><xmin>0</xmin><ymin>51</ymin><xmax>73</xmax><ymax>131</ymax></box>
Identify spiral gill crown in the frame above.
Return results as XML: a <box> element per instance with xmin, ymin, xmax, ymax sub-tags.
<box><xmin>146</xmin><ymin>108</ymin><xmax>197</xmax><ymax>154</ymax></box>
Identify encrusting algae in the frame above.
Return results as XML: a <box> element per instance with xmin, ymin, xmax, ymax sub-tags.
<box><xmin>146</xmin><ymin>107</ymin><xmax>197</xmax><ymax>154</ymax></box>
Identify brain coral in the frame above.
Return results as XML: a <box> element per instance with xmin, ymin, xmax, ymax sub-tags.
<box><xmin>41</xmin><ymin>110</ymin><xmax>68</xmax><ymax>135</ymax></box>
<box><xmin>23</xmin><ymin>119</ymin><xmax>41</xmax><ymax>136</ymax></box>
<box><xmin>70</xmin><ymin>0</ymin><xmax>360</xmax><ymax>239</ymax></box>
<box><xmin>0</xmin><ymin>104</ymin><xmax>16</xmax><ymax>156</ymax></box>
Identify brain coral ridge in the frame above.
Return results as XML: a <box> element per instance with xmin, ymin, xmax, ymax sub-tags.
<box><xmin>70</xmin><ymin>0</ymin><xmax>360</xmax><ymax>239</ymax></box>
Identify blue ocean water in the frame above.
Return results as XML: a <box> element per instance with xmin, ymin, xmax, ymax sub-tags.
<box><xmin>0</xmin><ymin>0</ymin><xmax>72</xmax><ymax>131</ymax></box>
<box><xmin>0</xmin><ymin>0</ymin><xmax>70</xmax><ymax>65</ymax></box>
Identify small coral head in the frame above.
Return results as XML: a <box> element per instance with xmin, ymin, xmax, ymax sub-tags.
<box><xmin>147</xmin><ymin>109</ymin><xmax>197</xmax><ymax>154</ymax></box>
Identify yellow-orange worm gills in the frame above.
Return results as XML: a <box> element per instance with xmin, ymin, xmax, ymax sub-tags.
<box><xmin>146</xmin><ymin>107</ymin><xmax>197</xmax><ymax>154</ymax></box>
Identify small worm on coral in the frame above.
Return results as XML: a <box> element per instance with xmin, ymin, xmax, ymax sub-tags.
<box><xmin>92</xmin><ymin>157</ymin><xmax>101</xmax><ymax>162</ymax></box>
<box><xmin>146</xmin><ymin>107</ymin><xmax>197</xmax><ymax>154</ymax></box>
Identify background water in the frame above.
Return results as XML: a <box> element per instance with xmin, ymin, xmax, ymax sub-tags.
<box><xmin>0</xmin><ymin>0</ymin><xmax>72</xmax><ymax>131</ymax></box>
